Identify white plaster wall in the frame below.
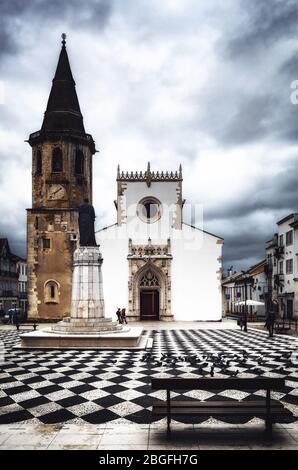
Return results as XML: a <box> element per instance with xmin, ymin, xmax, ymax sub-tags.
<box><xmin>97</xmin><ymin>223</ymin><xmax>223</xmax><ymax>322</ymax></box>
<box><xmin>278</xmin><ymin>220</ymin><xmax>296</xmax><ymax>293</ymax></box>
<box><xmin>96</xmin><ymin>177</ymin><xmax>223</xmax><ymax>322</ymax></box>
<box><xmin>97</xmin><ymin>225</ymin><xmax>129</xmax><ymax>319</ymax></box>
<box><xmin>251</xmin><ymin>271</ymin><xmax>266</xmax><ymax>316</ymax></box>
<box><xmin>171</xmin><ymin>224</ymin><xmax>222</xmax><ymax>321</ymax></box>
<box><xmin>120</xmin><ymin>181</ymin><xmax>181</xmax><ymax>241</ymax></box>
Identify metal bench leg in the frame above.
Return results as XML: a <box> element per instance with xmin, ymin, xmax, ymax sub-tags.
<box><xmin>166</xmin><ymin>390</ymin><xmax>171</xmax><ymax>435</ymax></box>
<box><xmin>265</xmin><ymin>419</ymin><xmax>273</xmax><ymax>438</ymax></box>
<box><xmin>265</xmin><ymin>389</ymin><xmax>273</xmax><ymax>439</ymax></box>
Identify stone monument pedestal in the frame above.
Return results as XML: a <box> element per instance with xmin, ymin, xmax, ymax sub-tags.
<box><xmin>51</xmin><ymin>247</ymin><xmax>121</xmax><ymax>334</ymax></box>
<box><xmin>20</xmin><ymin>247</ymin><xmax>146</xmax><ymax>349</ymax></box>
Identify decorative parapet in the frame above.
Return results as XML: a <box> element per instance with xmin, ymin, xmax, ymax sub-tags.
<box><xmin>117</xmin><ymin>162</ymin><xmax>182</xmax><ymax>187</ymax></box>
<box><xmin>128</xmin><ymin>238</ymin><xmax>172</xmax><ymax>258</ymax></box>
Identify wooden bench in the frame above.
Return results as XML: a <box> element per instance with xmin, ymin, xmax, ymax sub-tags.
<box><xmin>15</xmin><ymin>322</ymin><xmax>38</xmax><ymax>332</ymax></box>
<box><xmin>274</xmin><ymin>319</ymin><xmax>298</xmax><ymax>334</ymax></box>
<box><xmin>151</xmin><ymin>377</ymin><xmax>291</xmax><ymax>437</ymax></box>
<box><xmin>274</xmin><ymin>320</ymin><xmax>291</xmax><ymax>334</ymax></box>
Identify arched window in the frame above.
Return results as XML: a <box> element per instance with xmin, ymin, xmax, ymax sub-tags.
<box><xmin>52</xmin><ymin>147</ymin><xmax>63</xmax><ymax>172</ymax></box>
<box><xmin>44</xmin><ymin>280</ymin><xmax>60</xmax><ymax>304</ymax></box>
<box><xmin>36</xmin><ymin>150</ymin><xmax>42</xmax><ymax>175</ymax></box>
<box><xmin>75</xmin><ymin>150</ymin><xmax>84</xmax><ymax>175</ymax></box>
<box><xmin>140</xmin><ymin>270</ymin><xmax>160</xmax><ymax>287</ymax></box>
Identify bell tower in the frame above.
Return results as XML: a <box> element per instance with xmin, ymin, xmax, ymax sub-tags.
<box><xmin>27</xmin><ymin>34</ymin><xmax>96</xmax><ymax>320</ymax></box>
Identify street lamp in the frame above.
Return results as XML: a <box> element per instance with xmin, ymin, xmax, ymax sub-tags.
<box><xmin>241</xmin><ymin>270</ymin><xmax>249</xmax><ymax>332</ymax></box>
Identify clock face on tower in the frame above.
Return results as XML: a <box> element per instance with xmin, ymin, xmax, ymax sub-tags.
<box><xmin>47</xmin><ymin>184</ymin><xmax>67</xmax><ymax>201</ymax></box>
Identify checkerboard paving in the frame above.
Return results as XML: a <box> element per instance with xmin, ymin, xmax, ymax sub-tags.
<box><xmin>0</xmin><ymin>329</ymin><xmax>298</xmax><ymax>425</ymax></box>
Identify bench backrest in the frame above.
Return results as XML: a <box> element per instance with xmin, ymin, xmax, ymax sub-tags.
<box><xmin>151</xmin><ymin>377</ymin><xmax>285</xmax><ymax>391</ymax></box>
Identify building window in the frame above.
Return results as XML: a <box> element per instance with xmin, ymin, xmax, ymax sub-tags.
<box><xmin>44</xmin><ymin>280</ymin><xmax>60</xmax><ymax>304</ymax></box>
<box><xmin>279</xmin><ymin>261</ymin><xmax>283</xmax><ymax>274</ymax></box>
<box><xmin>52</xmin><ymin>147</ymin><xmax>63</xmax><ymax>172</ymax></box>
<box><xmin>137</xmin><ymin>197</ymin><xmax>162</xmax><ymax>223</ymax></box>
<box><xmin>279</xmin><ymin>234</ymin><xmax>284</xmax><ymax>246</ymax></box>
<box><xmin>74</xmin><ymin>150</ymin><xmax>84</xmax><ymax>175</ymax></box>
<box><xmin>286</xmin><ymin>259</ymin><xmax>293</xmax><ymax>274</ymax></box>
<box><xmin>36</xmin><ymin>150</ymin><xmax>42</xmax><ymax>175</ymax></box>
<box><xmin>286</xmin><ymin>230</ymin><xmax>293</xmax><ymax>246</ymax></box>
<box><xmin>42</xmin><ymin>238</ymin><xmax>51</xmax><ymax>250</ymax></box>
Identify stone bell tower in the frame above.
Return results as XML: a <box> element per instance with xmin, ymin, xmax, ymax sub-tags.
<box><xmin>27</xmin><ymin>34</ymin><xmax>96</xmax><ymax>320</ymax></box>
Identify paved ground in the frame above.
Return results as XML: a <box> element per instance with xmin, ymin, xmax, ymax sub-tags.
<box><xmin>0</xmin><ymin>320</ymin><xmax>298</xmax><ymax>449</ymax></box>
<box><xmin>1</xmin><ymin>421</ymin><xmax>298</xmax><ymax>450</ymax></box>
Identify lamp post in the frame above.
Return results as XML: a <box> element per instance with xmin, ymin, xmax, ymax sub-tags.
<box><xmin>242</xmin><ymin>270</ymin><xmax>249</xmax><ymax>332</ymax></box>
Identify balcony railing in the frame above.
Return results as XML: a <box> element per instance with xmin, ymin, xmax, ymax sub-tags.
<box><xmin>274</xmin><ymin>246</ymin><xmax>284</xmax><ymax>258</ymax></box>
<box><xmin>0</xmin><ymin>270</ymin><xmax>19</xmax><ymax>278</ymax></box>
<box><xmin>1</xmin><ymin>290</ymin><xmax>17</xmax><ymax>297</ymax></box>
<box><xmin>18</xmin><ymin>292</ymin><xmax>27</xmax><ymax>299</ymax></box>
<box><xmin>274</xmin><ymin>273</ymin><xmax>284</xmax><ymax>287</ymax></box>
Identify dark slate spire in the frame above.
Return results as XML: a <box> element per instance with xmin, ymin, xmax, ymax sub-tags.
<box><xmin>41</xmin><ymin>34</ymin><xmax>85</xmax><ymax>134</ymax></box>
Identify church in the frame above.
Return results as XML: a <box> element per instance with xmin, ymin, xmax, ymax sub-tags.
<box><xmin>96</xmin><ymin>164</ymin><xmax>223</xmax><ymax>321</ymax></box>
<box><xmin>26</xmin><ymin>36</ymin><xmax>223</xmax><ymax>322</ymax></box>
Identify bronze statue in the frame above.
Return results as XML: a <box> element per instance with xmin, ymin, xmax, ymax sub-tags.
<box><xmin>78</xmin><ymin>198</ymin><xmax>97</xmax><ymax>246</ymax></box>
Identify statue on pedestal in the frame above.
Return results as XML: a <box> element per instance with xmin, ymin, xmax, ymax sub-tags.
<box><xmin>78</xmin><ymin>198</ymin><xmax>97</xmax><ymax>246</ymax></box>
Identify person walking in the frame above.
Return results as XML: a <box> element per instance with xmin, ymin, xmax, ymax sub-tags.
<box><xmin>116</xmin><ymin>308</ymin><xmax>122</xmax><ymax>324</ymax></box>
<box><xmin>266</xmin><ymin>298</ymin><xmax>278</xmax><ymax>338</ymax></box>
<box><xmin>121</xmin><ymin>308</ymin><xmax>127</xmax><ymax>324</ymax></box>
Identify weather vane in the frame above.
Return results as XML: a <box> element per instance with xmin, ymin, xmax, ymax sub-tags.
<box><xmin>61</xmin><ymin>33</ymin><xmax>67</xmax><ymax>46</ymax></box>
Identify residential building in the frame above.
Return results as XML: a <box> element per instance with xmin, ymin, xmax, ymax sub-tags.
<box><xmin>265</xmin><ymin>214</ymin><xmax>298</xmax><ymax>319</ymax></box>
<box><xmin>0</xmin><ymin>238</ymin><xmax>19</xmax><ymax>313</ymax></box>
<box><xmin>222</xmin><ymin>261</ymin><xmax>267</xmax><ymax>319</ymax></box>
<box><xmin>17</xmin><ymin>258</ymin><xmax>27</xmax><ymax>314</ymax></box>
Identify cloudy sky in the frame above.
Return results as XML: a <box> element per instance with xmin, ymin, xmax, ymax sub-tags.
<box><xmin>1</xmin><ymin>0</ymin><xmax>298</xmax><ymax>271</ymax></box>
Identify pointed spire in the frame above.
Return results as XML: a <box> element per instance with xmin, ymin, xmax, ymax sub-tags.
<box><xmin>146</xmin><ymin>161</ymin><xmax>151</xmax><ymax>187</ymax></box>
<box><xmin>41</xmin><ymin>34</ymin><xmax>85</xmax><ymax>134</ymax></box>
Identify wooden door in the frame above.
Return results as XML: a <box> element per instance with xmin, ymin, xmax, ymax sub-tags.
<box><xmin>140</xmin><ymin>289</ymin><xmax>159</xmax><ymax>320</ymax></box>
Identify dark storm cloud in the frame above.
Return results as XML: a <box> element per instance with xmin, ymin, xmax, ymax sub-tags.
<box><xmin>193</xmin><ymin>0</ymin><xmax>298</xmax><ymax>148</ymax></box>
<box><xmin>206</xmin><ymin>154</ymin><xmax>298</xmax><ymax>271</ymax></box>
<box><xmin>223</xmin><ymin>232</ymin><xmax>267</xmax><ymax>269</ymax></box>
<box><xmin>218</xmin><ymin>93</ymin><xmax>279</xmax><ymax>146</ymax></box>
<box><xmin>0</xmin><ymin>0</ymin><xmax>113</xmax><ymax>59</ymax></box>
<box><xmin>1</xmin><ymin>0</ymin><xmax>298</xmax><ymax>273</ymax></box>
<box><xmin>206</xmin><ymin>156</ymin><xmax>298</xmax><ymax>222</ymax></box>
<box><xmin>226</xmin><ymin>0</ymin><xmax>298</xmax><ymax>57</ymax></box>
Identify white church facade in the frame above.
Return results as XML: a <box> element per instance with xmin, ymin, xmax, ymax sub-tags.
<box><xmin>96</xmin><ymin>163</ymin><xmax>223</xmax><ymax>322</ymax></box>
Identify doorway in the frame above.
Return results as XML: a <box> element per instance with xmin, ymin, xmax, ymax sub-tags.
<box><xmin>286</xmin><ymin>299</ymin><xmax>293</xmax><ymax>319</ymax></box>
<box><xmin>140</xmin><ymin>289</ymin><xmax>159</xmax><ymax>320</ymax></box>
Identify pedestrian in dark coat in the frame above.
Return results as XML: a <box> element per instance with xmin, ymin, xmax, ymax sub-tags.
<box><xmin>121</xmin><ymin>308</ymin><xmax>127</xmax><ymax>324</ymax></box>
<box><xmin>116</xmin><ymin>308</ymin><xmax>122</xmax><ymax>324</ymax></box>
<box><xmin>266</xmin><ymin>298</ymin><xmax>278</xmax><ymax>337</ymax></box>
